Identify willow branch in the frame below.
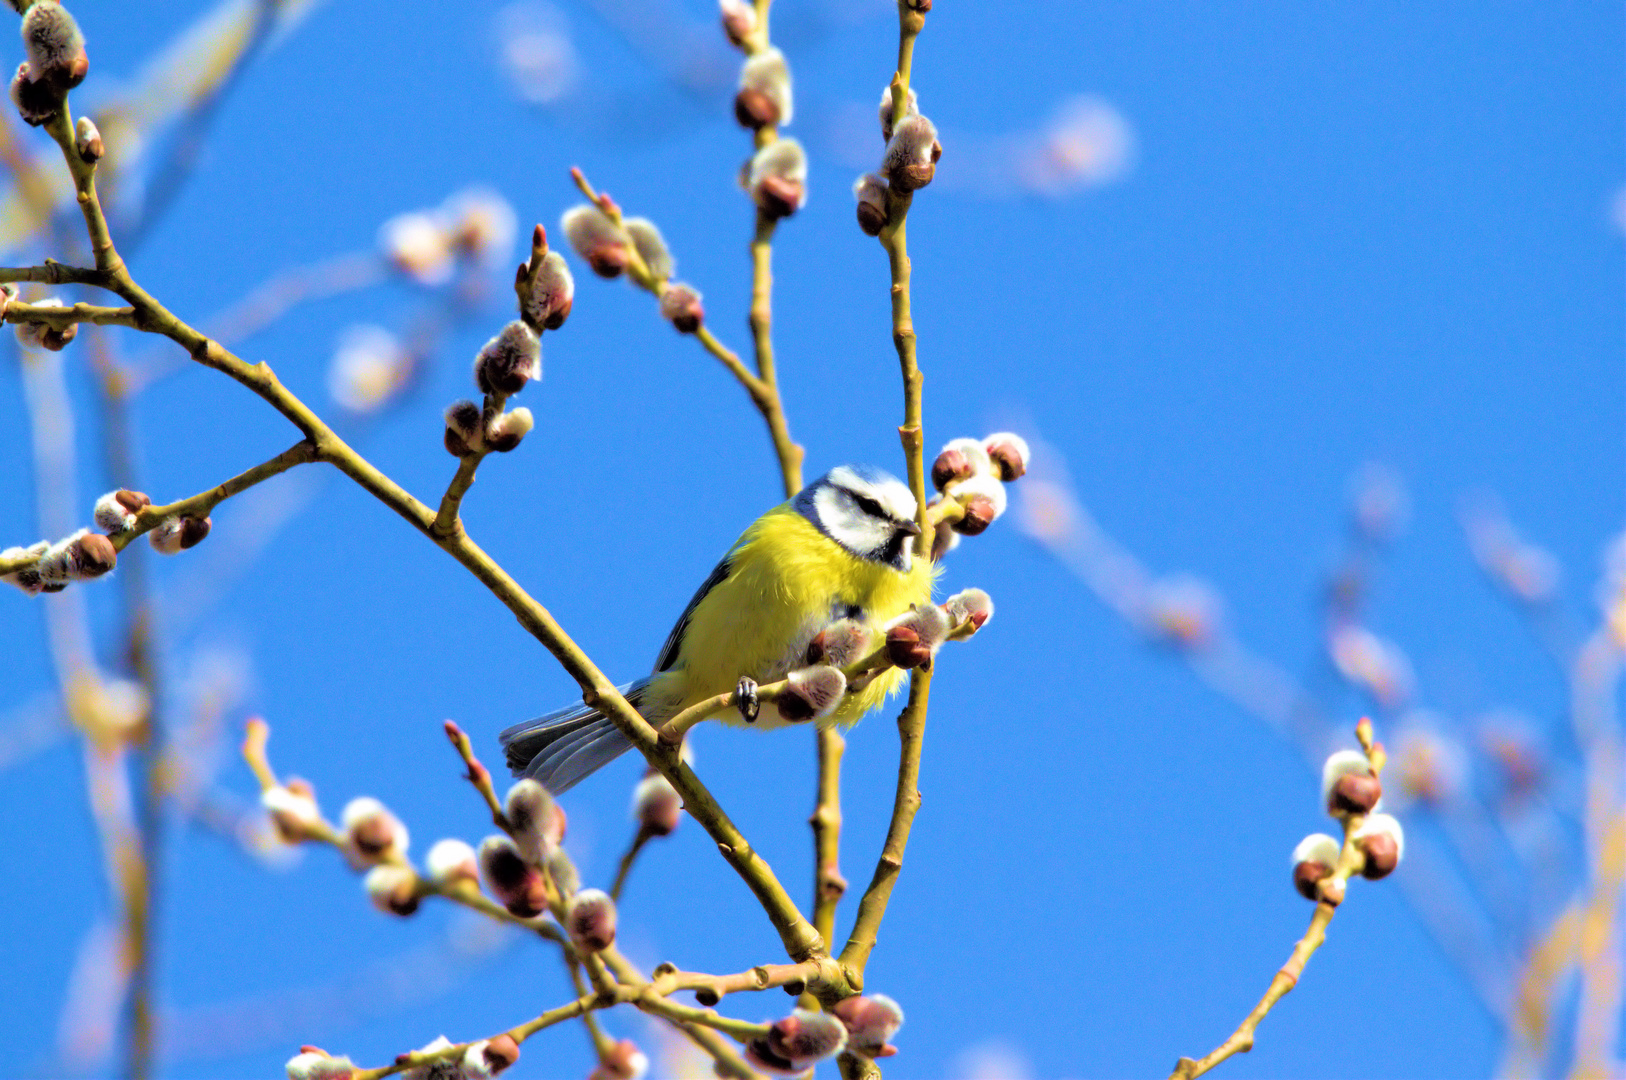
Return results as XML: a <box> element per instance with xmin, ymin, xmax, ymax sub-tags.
<box><xmin>811</xmin><ymin>727</ymin><xmax>847</xmax><ymax>949</ymax></box>
<box><xmin>22</xmin><ymin>92</ymin><xmax>827</xmax><ymax>969</ymax></box>
<box><xmin>1170</xmin><ymin>722</ymin><xmax>1388</xmax><ymax>1079</ymax></box>
<box><xmin>610</xmin><ymin>827</ymin><xmax>654</xmax><ymax>901</ymax></box>
<box><xmin>836</xmin><ymin>0</ymin><xmax>935</xmax><ymax>984</ymax></box>
<box><xmin>839</xmin><ymin>666</ymin><xmax>931</xmax><ymax>974</ymax></box>
<box><xmin>5</xmin><ymin>299</ymin><xmax>139</xmax><ymax>329</ymax></box>
<box><xmin>570</xmin><ymin>166</ymin><xmax>804</xmax><ymax>495</ymax></box>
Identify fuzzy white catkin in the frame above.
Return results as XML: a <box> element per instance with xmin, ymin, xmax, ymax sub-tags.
<box><xmin>622</xmin><ymin>218</ymin><xmax>674</xmax><ymax>279</ymax></box>
<box><xmin>21</xmin><ymin>1</ymin><xmax>83</xmax><ymax>72</ymax></box>
<box><xmin>1354</xmin><ymin>812</ymin><xmax>1405</xmax><ymax>859</ymax></box>
<box><xmin>883</xmin><ymin>114</ymin><xmax>938</xmax><ymax>172</ymax></box>
<box><xmin>982</xmin><ymin>431</ymin><xmax>1031</xmax><ymax>471</ymax></box>
<box><xmin>1320</xmin><ymin>750</ymin><xmax>1373</xmax><ymax>807</ymax></box>
<box><xmin>785</xmin><ymin>665</ymin><xmax>847</xmax><ymax>718</ymax></box>
<box><xmin>285</xmin><ymin>1050</ymin><xmax>357</xmax><ymax>1080</ymax></box>
<box><xmin>943</xmin><ymin>587</ymin><xmax>994</xmax><ymax>628</ymax></box>
<box><xmin>739</xmin><ymin>47</ymin><xmax>793</xmax><ymax>124</ymax></box>
<box><xmin>951</xmin><ymin>473</ymin><xmax>1008</xmax><ymax>518</ymax></box>
<box><xmin>750</xmin><ymin>138</ymin><xmax>808</xmax><ymax>187</ymax></box>
<box><xmin>1291</xmin><ymin>833</ymin><xmax>1341</xmax><ymax>868</ymax></box>
<box><xmin>93</xmin><ymin>491</ymin><xmax>136</xmax><ymax>533</ymax></box>
<box><xmin>426</xmin><ymin>838</ymin><xmax>478</xmax><ymax>886</ymax></box>
<box><xmin>524</xmin><ymin>250</ymin><xmax>574</xmax><ymax>326</ymax></box>
<box><xmin>379</xmin><ymin>211</ymin><xmax>455</xmax><ymax>286</ymax></box>
<box><xmin>888</xmin><ymin>603</ymin><xmax>953</xmax><ymax>649</ymax></box>
<box><xmin>939</xmin><ymin>437</ymin><xmax>993</xmax><ymax>479</ymax></box>
<box><xmin>561</xmin><ymin>205</ymin><xmax>628</xmax><ymax>256</ymax></box>
<box><xmin>878</xmin><ymin>85</ymin><xmax>918</xmax><ymax>141</ymax></box>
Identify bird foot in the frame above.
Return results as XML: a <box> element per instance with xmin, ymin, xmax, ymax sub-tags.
<box><xmin>734</xmin><ymin>677</ymin><xmax>760</xmax><ymax>724</ymax></box>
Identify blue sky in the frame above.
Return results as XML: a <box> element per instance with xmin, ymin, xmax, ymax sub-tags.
<box><xmin>0</xmin><ymin>2</ymin><xmax>1620</xmax><ymax>1078</ymax></box>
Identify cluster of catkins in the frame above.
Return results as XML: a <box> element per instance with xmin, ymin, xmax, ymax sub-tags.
<box><xmin>1291</xmin><ymin>748</ymin><xmax>1406</xmax><ymax>903</ymax></box>
<box><xmin>8</xmin><ymin>0</ymin><xmax>86</xmax><ymax>127</ymax></box>
<box><xmin>743</xmin><ymin>585</ymin><xmax>994</xmax><ymax>730</ymax></box>
<box><xmin>379</xmin><ymin>188</ymin><xmax>518</xmax><ymax>288</ymax></box>
<box><xmin>737</xmin><ymin>993</ymin><xmax>905</xmax><ymax>1075</ymax></box>
<box><xmin>927</xmin><ymin>432</ymin><xmax>1030</xmax><ymax>561</ymax></box>
<box><xmin>852</xmin><ymin>86</ymin><xmax>941</xmax><ymax>237</ymax></box>
<box><xmin>719</xmin><ymin>2</ymin><xmax>809</xmax><ymax>224</ymax></box>
<box><xmin>440</xmin><ymin>225</ymin><xmax>574</xmax><ymax>458</ymax></box>
<box><xmin>1</xmin><ymin>488</ymin><xmax>210</xmax><ymax>595</ymax></box>
<box><xmin>559</xmin><ymin>201</ymin><xmax>707</xmax><ymax>338</ymax></box>
<box><xmin>287</xmin><ymin>1036</ymin><xmax>519</xmax><ymax>1080</ymax></box>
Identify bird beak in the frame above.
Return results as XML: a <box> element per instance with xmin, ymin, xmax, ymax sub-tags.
<box><xmin>899</xmin><ymin>519</ymin><xmax>923</xmax><ymax>536</ymax></box>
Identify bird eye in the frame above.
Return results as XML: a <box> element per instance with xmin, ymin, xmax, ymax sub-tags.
<box><xmin>854</xmin><ymin>494</ymin><xmax>884</xmax><ymax>517</ymax></box>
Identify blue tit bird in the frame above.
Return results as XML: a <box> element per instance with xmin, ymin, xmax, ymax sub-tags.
<box><xmin>500</xmin><ymin>464</ymin><xmax>934</xmax><ymax>793</ymax></box>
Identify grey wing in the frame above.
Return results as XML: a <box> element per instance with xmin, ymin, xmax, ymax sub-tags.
<box><xmin>654</xmin><ymin>554</ymin><xmax>732</xmax><ymax>672</ymax></box>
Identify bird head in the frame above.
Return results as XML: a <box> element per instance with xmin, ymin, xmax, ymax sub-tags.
<box><xmin>794</xmin><ymin>465</ymin><xmax>921</xmax><ymax>571</ymax></box>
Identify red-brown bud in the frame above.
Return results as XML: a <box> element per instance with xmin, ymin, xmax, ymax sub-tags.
<box><xmin>734</xmin><ymin>88</ymin><xmax>779</xmax><ymax>129</ymax></box>
<box><xmin>983</xmin><ymin>432</ymin><xmax>1031</xmax><ymax>480</ymax></box>
<box><xmin>953</xmin><ymin>495</ymin><xmax>997</xmax><ymax>536</ymax></box>
<box><xmin>480</xmin><ymin>1035</ymin><xmax>521</xmax><ymax>1075</ymax></box>
<box><xmin>884</xmin><ymin>625</ymin><xmax>930</xmax><ymax>669</ymax></box>
<box><xmin>1330</xmin><ymin>771</ymin><xmax>1382</xmax><ymax>816</ymax></box>
<box><xmin>931</xmin><ymin>448</ymin><xmax>973</xmax><ymax>491</ymax></box>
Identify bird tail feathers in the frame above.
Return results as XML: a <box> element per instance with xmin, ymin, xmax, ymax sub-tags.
<box><xmin>498</xmin><ymin>678</ymin><xmax>645</xmax><ymax>794</ymax></box>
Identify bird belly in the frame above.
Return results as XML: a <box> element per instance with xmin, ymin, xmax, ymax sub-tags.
<box><xmin>661</xmin><ymin>508</ymin><xmax>932</xmax><ymax>731</ymax></box>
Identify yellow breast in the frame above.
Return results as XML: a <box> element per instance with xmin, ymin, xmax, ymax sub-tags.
<box><xmin>653</xmin><ymin>505</ymin><xmax>933</xmax><ymax>729</ymax></box>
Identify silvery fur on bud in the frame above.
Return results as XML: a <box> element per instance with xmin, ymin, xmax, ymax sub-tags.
<box><xmin>263</xmin><ymin>781</ymin><xmax>321</xmax><ymax>843</ymax></box>
<box><xmin>853</xmin><ymin>173</ymin><xmax>889</xmax><ymax>236</ymax></box>
<box><xmin>882</xmin><ymin>114</ymin><xmax>940</xmax><ymax>193</ymax></box>
<box><xmin>364</xmin><ymin>864</ymin><xmax>420</xmax><ymax>916</ymax></box>
<box><xmin>20</xmin><ymin>1</ymin><xmax>86</xmax><ymax>91</ymax></box>
<box><xmin>804</xmin><ymin>617</ymin><xmax>873</xmax><ymax>669</ymax></box>
<box><xmin>745</xmin><ymin>1010</ymin><xmax>849</xmax><ymax>1073</ymax></box>
<box><xmin>943</xmin><ymin>587</ymin><xmax>993</xmax><ymax>630</ymax></box>
<box><xmin>425</xmin><ymin>838</ymin><xmax>479</xmax><ymax>888</ymax></box>
<box><xmin>658</xmin><ymin>282</ymin><xmax>704</xmax><ymax>333</ymax></box>
<box><xmin>561</xmin><ymin>205</ymin><xmax>631</xmax><ymax>279</ymax></box>
<box><xmin>504</xmin><ymin>779</ymin><xmax>559</xmax><ymax>865</ymax></box>
<box><xmin>878</xmin><ymin>85</ymin><xmax>918</xmax><ymax>142</ymax></box>
<box><xmin>479</xmin><ymin>835</ymin><xmax>550</xmax><ymax>917</ymax></box>
<box><xmin>474</xmin><ymin>321</ymin><xmax>541</xmax><ymax>396</ymax></box>
<box><xmin>485</xmin><ymin>407</ymin><xmax>534</xmax><ymax>453</ymax></box>
<box><xmin>464</xmin><ymin>1034</ymin><xmax>521</xmax><ymax>1077</ymax></box>
<box><xmin>623</xmin><ymin>218</ymin><xmax>674</xmax><ymax>280</ymax></box>
<box><xmin>1354</xmin><ymin>812</ymin><xmax>1404</xmax><ymax>879</ymax></box>
<box><xmin>93</xmin><ymin>489</ymin><xmax>148</xmax><ymax>533</ymax></box>
<box><xmin>831</xmin><ymin>993</ymin><xmax>905</xmax><ymax>1056</ymax></box>
<box><xmin>341</xmin><ymin>796</ymin><xmax>409</xmax><ymax>862</ymax></box>
<box><xmin>735</xmin><ymin>47</ymin><xmax>792</xmax><ymax>129</ymax></box>
<box><xmin>1290</xmin><ymin>833</ymin><xmax>1341</xmax><ymax>900</ymax></box>
<box><xmin>285</xmin><ymin>1048</ymin><xmax>358</xmax><ymax>1080</ymax></box>
<box><xmin>148</xmin><ymin>515</ymin><xmax>210</xmax><ymax>555</ymax></box>
<box><xmin>719</xmin><ymin>0</ymin><xmax>755</xmax><ymax>48</ymax></box>
<box><xmin>778</xmin><ymin>665</ymin><xmax>847</xmax><ymax>722</ymax></box>
<box><xmin>633</xmin><ymin>770</ymin><xmax>682</xmax><ymax>836</ymax></box>
<box><xmin>444</xmin><ymin>399</ymin><xmax>483</xmax><ymax>457</ymax></box>
<box><xmin>748</xmin><ymin>139</ymin><xmax>808</xmax><ymax>219</ymax></box>
<box><xmin>566</xmin><ymin>888</ymin><xmax>617</xmax><ymax>952</ymax></box>
<box><xmin>523</xmin><ymin>250</ymin><xmax>573</xmax><ymax>330</ymax></box>
<box><xmin>0</xmin><ymin>540</ymin><xmax>50</xmax><ymax>595</ymax></box>
<box><xmin>983</xmin><ymin>432</ymin><xmax>1031</xmax><ymax>480</ymax></box>
<box><xmin>1321</xmin><ymin>749</ymin><xmax>1381</xmax><ymax>816</ymax></box>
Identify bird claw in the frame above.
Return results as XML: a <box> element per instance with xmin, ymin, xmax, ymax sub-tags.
<box><xmin>734</xmin><ymin>677</ymin><xmax>760</xmax><ymax>724</ymax></box>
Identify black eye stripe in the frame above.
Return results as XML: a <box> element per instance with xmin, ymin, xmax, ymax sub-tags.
<box><xmin>853</xmin><ymin>493</ymin><xmax>884</xmax><ymax>517</ymax></box>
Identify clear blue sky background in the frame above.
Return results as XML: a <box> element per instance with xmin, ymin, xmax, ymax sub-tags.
<box><xmin>0</xmin><ymin>2</ymin><xmax>1620</xmax><ymax>1078</ymax></box>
